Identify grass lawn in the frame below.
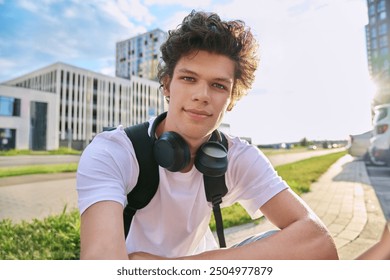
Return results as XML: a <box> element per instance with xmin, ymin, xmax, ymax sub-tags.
<box><xmin>0</xmin><ymin>148</ymin><xmax>81</xmax><ymax>156</ymax></box>
<box><xmin>0</xmin><ymin>163</ymin><xmax>78</xmax><ymax>178</ymax></box>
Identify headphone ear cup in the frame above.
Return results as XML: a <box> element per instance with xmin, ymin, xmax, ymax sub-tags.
<box><xmin>195</xmin><ymin>142</ymin><xmax>228</xmax><ymax>177</ymax></box>
<box><xmin>154</xmin><ymin>131</ymin><xmax>191</xmax><ymax>172</ymax></box>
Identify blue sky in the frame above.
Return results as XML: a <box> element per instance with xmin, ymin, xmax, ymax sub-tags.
<box><xmin>0</xmin><ymin>0</ymin><xmax>374</xmax><ymax>144</ymax></box>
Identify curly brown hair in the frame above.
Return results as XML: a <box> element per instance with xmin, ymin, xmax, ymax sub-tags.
<box><xmin>158</xmin><ymin>10</ymin><xmax>259</xmax><ymax>111</ymax></box>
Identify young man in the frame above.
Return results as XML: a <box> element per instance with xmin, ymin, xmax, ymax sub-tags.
<box><xmin>77</xmin><ymin>10</ymin><xmax>338</xmax><ymax>260</ymax></box>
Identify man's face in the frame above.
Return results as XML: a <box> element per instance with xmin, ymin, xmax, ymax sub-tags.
<box><xmin>164</xmin><ymin>50</ymin><xmax>234</xmax><ymax>142</ymax></box>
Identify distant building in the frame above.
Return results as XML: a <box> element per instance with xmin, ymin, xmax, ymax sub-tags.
<box><xmin>0</xmin><ymin>62</ymin><xmax>166</xmax><ymax>151</ymax></box>
<box><xmin>365</xmin><ymin>0</ymin><xmax>390</xmax><ymax>107</ymax></box>
<box><xmin>116</xmin><ymin>29</ymin><xmax>167</xmax><ymax>81</ymax></box>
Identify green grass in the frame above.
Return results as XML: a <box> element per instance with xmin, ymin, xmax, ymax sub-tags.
<box><xmin>0</xmin><ymin>163</ymin><xmax>78</xmax><ymax>178</ymax></box>
<box><xmin>0</xmin><ymin>150</ymin><xmax>347</xmax><ymax>259</ymax></box>
<box><xmin>0</xmin><ymin>148</ymin><xmax>81</xmax><ymax>156</ymax></box>
<box><xmin>0</xmin><ymin>208</ymin><xmax>80</xmax><ymax>260</ymax></box>
<box><xmin>276</xmin><ymin>151</ymin><xmax>346</xmax><ymax>195</ymax></box>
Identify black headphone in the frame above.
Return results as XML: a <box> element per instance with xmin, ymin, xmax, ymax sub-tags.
<box><xmin>150</xmin><ymin>112</ymin><xmax>228</xmax><ymax>177</ymax></box>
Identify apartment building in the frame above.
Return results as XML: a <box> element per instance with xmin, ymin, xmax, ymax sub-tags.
<box><xmin>0</xmin><ymin>62</ymin><xmax>166</xmax><ymax>151</ymax></box>
<box><xmin>116</xmin><ymin>29</ymin><xmax>167</xmax><ymax>80</ymax></box>
<box><xmin>366</xmin><ymin>0</ymin><xmax>390</xmax><ymax>106</ymax></box>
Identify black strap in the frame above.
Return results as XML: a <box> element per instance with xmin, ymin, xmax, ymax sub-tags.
<box><xmin>121</xmin><ymin>119</ymin><xmax>229</xmax><ymax>248</ymax></box>
<box><xmin>123</xmin><ymin>122</ymin><xmax>159</xmax><ymax>238</ymax></box>
<box><xmin>203</xmin><ymin>133</ymin><xmax>228</xmax><ymax>248</ymax></box>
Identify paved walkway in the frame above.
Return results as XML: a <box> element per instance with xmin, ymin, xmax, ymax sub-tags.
<box><xmin>0</xmin><ymin>154</ymin><xmax>386</xmax><ymax>259</ymax></box>
<box><xmin>223</xmin><ymin>155</ymin><xmax>386</xmax><ymax>259</ymax></box>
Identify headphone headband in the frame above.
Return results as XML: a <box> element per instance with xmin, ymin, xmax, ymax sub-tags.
<box><xmin>150</xmin><ymin>111</ymin><xmax>168</xmax><ymax>141</ymax></box>
<box><xmin>151</xmin><ymin>112</ymin><xmax>228</xmax><ymax>174</ymax></box>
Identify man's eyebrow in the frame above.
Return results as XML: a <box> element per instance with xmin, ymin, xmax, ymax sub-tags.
<box><xmin>177</xmin><ymin>68</ymin><xmax>233</xmax><ymax>84</ymax></box>
<box><xmin>177</xmin><ymin>68</ymin><xmax>198</xmax><ymax>76</ymax></box>
<box><xmin>214</xmin><ymin>77</ymin><xmax>233</xmax><ymax>84</ymax></box>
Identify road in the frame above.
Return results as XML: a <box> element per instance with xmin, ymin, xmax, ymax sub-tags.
<box><xmin>0</xmin><ymin>155</ymin><xmax>81</xmax><ymax>167</ymax></box>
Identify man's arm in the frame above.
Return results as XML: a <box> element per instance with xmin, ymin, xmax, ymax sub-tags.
<box><xmin>80</xmin><ymin>201</ymin><xmax>128</xmax><ymax>260</ymax></box>
<box><xmin>129</xmin><ymin>189</ymin><xmax>338</xmax><ymax>260</ymax></box>
<box><xmin>356</xmin><ymin>223</ymin><xmax>390</xmax><ymax>260</ymax></box>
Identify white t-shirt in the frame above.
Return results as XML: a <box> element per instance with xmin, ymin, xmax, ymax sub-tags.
<box><xmin>76</xmin><ymin>117</ymin><xmax>288</xmax><ymax>257</ymax></box>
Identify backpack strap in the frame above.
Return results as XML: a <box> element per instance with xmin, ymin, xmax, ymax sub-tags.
<box><xmin>121</xmin><ymin>120</ymin><xmax>229</xmax><ymax>248</ymax></box>
<box><xmin>123</xmin><ymin>122</ymin><xmax>159</xmax><ymax>238</ymax></box>
<box><xmin>203</xmin><ymin>132</ymin><xmax>229</xmax><ymax>248</ymax></box>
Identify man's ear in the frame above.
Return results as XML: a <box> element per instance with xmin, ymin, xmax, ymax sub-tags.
<box><xmin>162</xmin><ymin>76</ymin><xmax>171</xmax><ymax>97</ymax></box>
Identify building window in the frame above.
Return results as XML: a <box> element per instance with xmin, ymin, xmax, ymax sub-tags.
<box><xmin>371</xmin><ymin>27</ymin><xmax>377</xmax><ymax>38</ymax></box>
<box><xmin>0</xmin><ymin>128</ymin><xmax>16</xmax><ymax>150</ymax></box>
<box><xmin>380</xmin><ymin>47</ymin><xmax>389</xmax><ymax>56</ymax></box>
<box><xmin>383</xmin><ymin>59</ymin><xmax>390</xmax><ymax>70</ymax></box>
<box><xmin>372</xmin><ymin>39</ymin><xmax>378</xmax><ymax>49</ymax></box>
<box><xmin>0</xmin><ymin>96</ymin><xmax>21</xmax><ymax>117</ymax></box>
<box><xmin>370</xmin><ymin>16</ymin><xmax>376</xmax><ymax>24</ymax></box>
<box><xmin>379</xmin><ymin>23</ymin><xmax>387</xmax><ymax>35</ymax></box>
<box><xmin>378</xmin><ymin>0</ymin><xmax>385</xmax><ymax>12</ymax></box>
<box><xmin>369</xmin><ymin>4</ymin><xmax>376</xmax><ymax>16</ymax></box>
<box><xmin>380</xmin><ymin>36</ymin><xmax>388</xmax><ymax>47</ymax></box>
<box><xmin>379</xmin><ymin>11</ymin><xmax>387</xmax><ymax>20</ymax></box>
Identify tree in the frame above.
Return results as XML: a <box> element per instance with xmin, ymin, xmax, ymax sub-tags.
<box><xmin>300</xmin><ymin>137</ymin><xmax>308</xmax><ymax>147</ymax></box>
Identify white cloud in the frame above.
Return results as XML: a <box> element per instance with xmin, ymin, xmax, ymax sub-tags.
<box><xmin>160</xmin><ymin>10</ymin><xmax>191</xmax><ymax>31</ymax></box>
<box><xmin>99</xmin><ymin>66</ymin><xmax>116</xmax><ymax>77</ymax></box>
<box><xmin>98</xmin><ymin>1</ymin><xmax>135</xmax><ymax>29</ymax></box>
<box><xmin>144</xmin><ymin>0</ymin><xmax>212</xmax><ymax>8</ymax></box>
<box><xmin>97</xmin><ymin>0</ymin><xmax>155</xmax><ymax>29</ymax></box>
<box><xmin>118</xmin><ymin>0</ymin><xmax>155</xmax><ymax>23</ymax></box>
<box><xmin>0</xmin><ymin>58</ymin><xmax>16</xmax><ymax>69</ymax></box>
<box><xmin>17</xmin><ymin>0</ymin><xmax>39</xmax><ymax>12</ymax></box>
<box><xmin>64</xmin><ymin>8</ymin><xmax>77</xmax><ymax>18</ymax></box>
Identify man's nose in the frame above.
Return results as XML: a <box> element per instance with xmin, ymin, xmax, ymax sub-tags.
<box><xmin>192</xmin><ymin>82</ymin><xmax>210</xmax><ymax>102</ymax></box>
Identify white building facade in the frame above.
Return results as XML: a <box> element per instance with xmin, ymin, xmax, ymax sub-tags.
<box><xmin>1</xmin><ymin>62</ymin><xmax>166</xmax><ymax>151</ymax></box>
<box><xmin>0</xmin><ymin>85</ymin><xmax>57</xmax><ymax>150</ymax></box>
<box><xmin>116</xmin><ymin>29</ymin><xmax>167</xmax><ymax>81</ymax></box>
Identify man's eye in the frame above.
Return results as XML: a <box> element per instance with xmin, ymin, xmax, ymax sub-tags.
<box><xmin>213</xmin><ymin>83</ymin><xmax>226</xmax><ymax>90</ymax></box>
<box><xmin>183</xmin><ymin>77</ymin><xmax>195</xmax><ymax>82</ymax></box>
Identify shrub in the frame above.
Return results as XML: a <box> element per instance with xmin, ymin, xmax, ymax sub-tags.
<box><xmin>0</xmin><ymin>208</ymin><xmax>80</xmax><ymax>260</ymax></box>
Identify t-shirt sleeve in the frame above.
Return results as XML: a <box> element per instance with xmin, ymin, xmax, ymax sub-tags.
<box><xmin>76</xmin><ymin>127</ymin><xmax>139</xmax><ymax>214</ymax></box>
<box><xmin>222</xmin><ymin>137</ymin><xmax>289</xmax><ymax>219</ymax></box>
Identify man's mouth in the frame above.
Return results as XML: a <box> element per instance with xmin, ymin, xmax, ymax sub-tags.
<box><xmin>184</xmin><ymin>108</ymin><xmax>212</xmax><ymax>117</ymax></box>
